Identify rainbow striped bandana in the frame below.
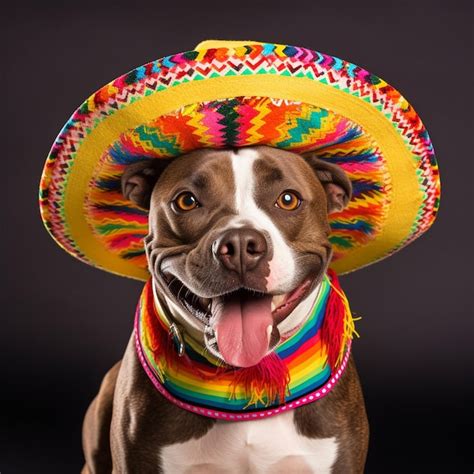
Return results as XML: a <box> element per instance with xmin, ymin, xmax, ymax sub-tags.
<box><xmin>39</xmin><ymin>39</ymin><xmax>440</xmax><ymax>280</ymax></box>
<box><xmin>135</xmin><ymin>271</ymin><xmax>357</xmax><ymax>420</ymax></box>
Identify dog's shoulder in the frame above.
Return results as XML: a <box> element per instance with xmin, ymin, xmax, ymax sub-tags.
<box><xmin>294</xmin><ymin>355</ymin><xmax>369</xmax><ymax>472</ymax></box>
<box><xmin>108</xmin><ymin>334</ymin><xmax>217</xmax><ymax>471</ymax></box>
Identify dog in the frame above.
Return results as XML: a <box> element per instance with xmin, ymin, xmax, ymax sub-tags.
<box><xmin>82</xmin><ymin>145</ymin><xmax>369</xmax><ymax>474</ymax></box>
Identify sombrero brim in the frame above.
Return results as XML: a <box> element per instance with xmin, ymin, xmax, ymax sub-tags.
<box><xmin>39</xmin><ymin>39</ymin><xmax>440</xmax><ymax>280</ymax></box>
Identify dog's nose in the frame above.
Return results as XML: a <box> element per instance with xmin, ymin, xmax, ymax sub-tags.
<box><xmin>214</xmin><ymin>228</ymin><xmax>268</xmax><ymax>275</ymax></box>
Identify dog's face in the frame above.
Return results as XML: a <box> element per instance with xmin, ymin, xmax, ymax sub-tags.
<box><xmin>122</xmin><ymin>146</ymin><xmax>351</xmax><ymax>367</ymax></box>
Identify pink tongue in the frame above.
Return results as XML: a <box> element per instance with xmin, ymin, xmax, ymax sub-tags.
<box><xmin>215</xmin><ymin>294</ymin><xmax>273</xmax><ymax>367</ymax></box>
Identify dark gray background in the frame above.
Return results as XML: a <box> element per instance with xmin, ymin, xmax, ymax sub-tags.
<box><xmin>2</xmin><ymin>1</ymin><xmax>472</xmax><ymax>472</ymax></box>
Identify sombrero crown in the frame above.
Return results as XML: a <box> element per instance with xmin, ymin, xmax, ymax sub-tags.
<box><xmin>39</xmin><ymin>39</ymin><xmax>440</xmax><ymax>280</ymax></box>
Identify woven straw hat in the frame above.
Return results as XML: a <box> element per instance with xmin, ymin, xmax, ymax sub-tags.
<box><xmin>39</xmin><ymin>39</ymin><xmax>440</xmax><ymax>280</ymax></box>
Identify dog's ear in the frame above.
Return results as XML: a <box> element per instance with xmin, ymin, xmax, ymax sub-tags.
<box><xmin>302</xmin><ymin>152</ymin><xmax>352</xmax><ymax>213</ymax></box>
<box><xmin>121</xmin><ymin>159</ymin><xmax>172</xmax><ymax>209</ymax></box>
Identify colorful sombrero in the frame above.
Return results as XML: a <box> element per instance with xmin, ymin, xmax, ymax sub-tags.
<box><xmin>39</xmin><ymin>39</ymin><xmax>440</xmax><ymax>280</ymax></box>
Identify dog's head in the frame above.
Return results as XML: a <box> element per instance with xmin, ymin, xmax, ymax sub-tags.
<box><xmin>122</xmin><ymin>146</ymin><xmax>351</xmax><ymax>367</ymax></box>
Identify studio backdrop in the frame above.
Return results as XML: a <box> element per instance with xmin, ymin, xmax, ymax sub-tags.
<box><xmin>1</xmin><ymin>1</ymin><xmax>472</xmax><ymax>473</ymax></box>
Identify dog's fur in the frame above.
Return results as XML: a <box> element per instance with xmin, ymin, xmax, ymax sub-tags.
<box><xmin>82</xmin><ymin>146</ymin><xmax>369</xmax><ymax>473</ymax></box>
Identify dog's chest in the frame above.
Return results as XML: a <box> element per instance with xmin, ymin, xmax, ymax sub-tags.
<box><xmin>160</xmin><ymin>410</ymin><xmax>338</xmax><ymax>473</ymax></box>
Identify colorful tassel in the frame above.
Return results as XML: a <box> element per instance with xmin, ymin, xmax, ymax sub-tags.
<box><xmin>228</xmin><ymin>352</ymin><xmax>291</xmax><ymax>408</ymax></box>
<box><xmin>321</xmin><ymin>269</ymin><xmax>360</xmax><ymax>371</ymax></box>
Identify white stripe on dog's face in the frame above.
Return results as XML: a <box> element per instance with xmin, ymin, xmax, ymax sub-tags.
<box><xmin>229</xmin><ymin>148</ymin><xmax>297</xmax><ymax>293</ymax></box>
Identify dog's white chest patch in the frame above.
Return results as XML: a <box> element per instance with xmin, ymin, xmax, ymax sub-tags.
<box><xmin>160</xmin><ymin>410</ymin><xmax>338</xmax><ymax>473</ymax></box>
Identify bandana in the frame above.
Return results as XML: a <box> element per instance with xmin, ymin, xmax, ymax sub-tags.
<box><xmin>134</xmin><ymin>270</ymin><xmax>357</xmax><ymax>421</ymax></box>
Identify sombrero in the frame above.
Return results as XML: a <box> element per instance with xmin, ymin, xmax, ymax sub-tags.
<box><xmin>39</xmin><ymin>39</ymin><xmax>440</xmax><ymax>281</ymax></box>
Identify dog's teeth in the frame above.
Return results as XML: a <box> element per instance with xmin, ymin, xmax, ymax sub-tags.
<box><xmin>272</xmin><ymin>294</ymin><xmax>286</xmax><ymax>310</ymax></box>
<box><xmin>267</xmin><ymin>325</ymin><xmax>272</xmax><ymax>338</ymax></box>
<box><xmin>183</xmin><ymin>301</ymin><xmax>210</xmax><ymax>323</ymax></box>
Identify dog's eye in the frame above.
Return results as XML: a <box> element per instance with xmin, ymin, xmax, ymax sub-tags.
<box><xmin>174</xmin><ymin>192</ymin><xmax>199</xmax><ymax>211</ymax></box>
<box><xmin>275</xmin><ymin>191</ymin><xmax>301</xmax><ymax>211</ymax></box>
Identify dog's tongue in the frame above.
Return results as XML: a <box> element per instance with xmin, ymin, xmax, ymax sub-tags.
<box><xmin>215</xmin><ymin>293</ymin><xmax>273</xmax><ymax>368</ymax></box>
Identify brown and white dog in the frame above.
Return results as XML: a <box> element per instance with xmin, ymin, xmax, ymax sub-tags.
<box><xmin>82</xmin><ymin>146</ymin><xmax>369</xmax><ymax>474</ymax></box>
